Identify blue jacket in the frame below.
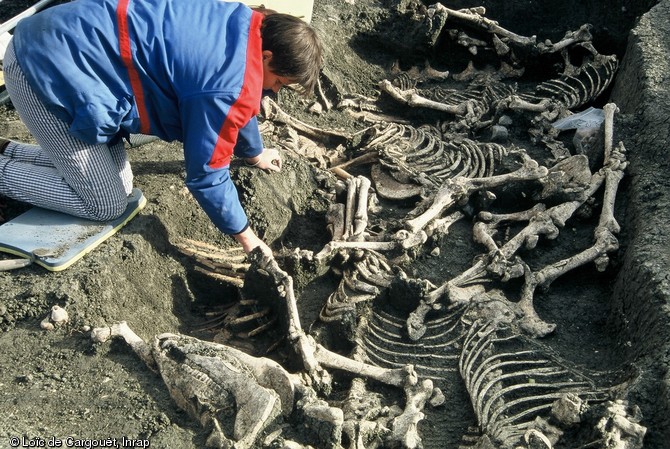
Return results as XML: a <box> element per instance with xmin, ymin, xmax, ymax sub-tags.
<box><xmin>12</xmin><ymin>0</ymin><xmax>266</xmax><ymax>234</ymax></box>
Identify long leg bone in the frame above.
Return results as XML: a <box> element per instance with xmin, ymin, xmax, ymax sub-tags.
<box><xmin>404</xmin><ymin>154</ymin><xmax>548</xmax><ymax>234</ymax></box>
<box><xmin>428</xmin><ymin>4</ymin><xmax>537</xmax><ymax>48</ymax></box>
<box><xmin>602</xmin><ymin>102</ymin><xmax>620</xmax><ymax>171</ymax></box>
<box><xmin>250</xmin><ymin>250</ymin><xmax>425</xmax><ymax>393</ymax></box>
<box><xmin>517</xmin><ymin>141</ymin><xmax>627</xmax><ymax>337</ymax></box>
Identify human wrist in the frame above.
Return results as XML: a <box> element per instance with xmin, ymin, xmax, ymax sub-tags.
<box><xmin>244</xmin><ymin>156</ymin><xmax>262</xmax><ymax>167</ymax></box>
<box><xmin>233</xmin><ymin>227</ymin><xmax>261</xmax><ymax>253</ymax></box>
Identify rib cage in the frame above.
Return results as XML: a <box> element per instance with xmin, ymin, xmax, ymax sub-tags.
<box><xmin>320</xmin><ymin>251</ymin><xmax>395</xmax><ymax>323</ymax></box>
<box><xmin>516</xmin><ymin>55</ymin><xmax>619</xmax><ymax>110</ymax></box>
<box><xmin>385</xmin><ymin>55</ymin><xmax>618</xmax><ymax>126</ymax></box>
<box><xmin>360</xmin><ymin>123</ymin><xmax>516</xmax><ymax>188</ymax></box>
<box><xmin>459</xmin><ymin>319</ymin><xmax>610</xmax><ymax>448</ymax></box>
<box><xmin>359</xmin><ymin>304</ymin><xmax>467</xmax><ymax>384</ymax></box>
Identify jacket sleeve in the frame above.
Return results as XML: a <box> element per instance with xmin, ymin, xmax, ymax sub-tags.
<box><xmin>234</xmin><ymin>116</ymin><xmax>264</xmax><ymax>159</ymax></box>
<box><xmin>185</xmin><ymin>168</ymin><xmax>249</xmax><ymax>235</ymax></box>
<box><xmin>180</xmin><ymin>93</ymin><xmax>261</xmax><ymax>234</ymax></box>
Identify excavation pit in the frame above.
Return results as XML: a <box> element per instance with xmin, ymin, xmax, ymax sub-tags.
<box><xmin>0</xmin><ymin>0</ymin><xmax>669</xmax><ymax>448</ymax></box>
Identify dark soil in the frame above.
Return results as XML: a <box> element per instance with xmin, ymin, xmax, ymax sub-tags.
<box><xmin>1</xmin><ymin>0</ymin><xmax>669</xmax><ymax>448</ymax></box>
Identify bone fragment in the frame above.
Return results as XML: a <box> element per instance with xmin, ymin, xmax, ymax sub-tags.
<box><xmin>91</xmin><ymin>321</ymin><xmax>158</xmax><ymax>372</ymax></box>
<box><xmin>429</xmin><ymin>4</ymin><xmax>537</xmax><ymax>48</ymax></box>
<box><xmin>478</xmin><ymin>203</ymin><xmax>547</xmax><ymax>229</ymax></box>
<box><xmin>331</xmin><ymin>152</ymin><xmax>379</xmax><ymax>172</ymax></box>
<box><xmin>344</xmin><ymin>177</ymin><xmax>358</xmax><ymax>240</ymax></box>
<box><xmin>598</xmin><ymin>142</ymin><xmax>627</xmax><ymax>237</ymax></box>
<box><xmin>261</xmin><ymin>96</ymin><xmax>351</xmax><ymax>144</ymax></box>
<box><xmin>314</xmin><ymin>344</ymin><xmax>417</xmax><ymax>389</ymax></box>
<box><xmin>389</xmin><ymin>375</ymin><xmax>435</xmax><ymax>449</ymax></box>
<box><xmin>314</xmin><ymin>77</ymin><xmax>332</xmax><ymax>112</ymax></box>
<box><xmin>327</xmin><ymin>203</ymin><xmax>346</xmax><ymax>240</ymax></box>
<box><xmin>331</xmin><ymin>166</ymin><xmax>354</xmax><ymax>180</ymax></box>
<box><xmin>341</xmin><ymin>378</ymin><xmax>390</xmax><ymax>449</ymax></box>
<box><xmin>551</xmin><ymin>393</ymin><xmax>583</xmax><ymax>426</ymax></box>
<box><xmin>314</xmin><ymin>241</ymin><xmax>401</xmax><ymax>264</ymax></box>
<box><xmin>538</xmin><ymin>24</ymin><xmax>593</xmax><ymax>53</ymax></box>
<box><xmin>595</xmin><ymin>400</ymin><xmax>646</xmax><ymax>449</ymax></box>
<box><xmin>506</xmin><ymin>95</ymin><xmax>554</xmax><ymax>113</ymax></box>
<box><xmin>379</xmin><ymin>80</ymin><xmax>467</xmax><ymax>115</ymax></box>
<box><xmin>424</xmin><ymin>211</ymin><xmax>464</xmax><ymax>238</ymax></box>
<box><xmin>353</xmin><ymin>176</ymin><xmax>372</xmax><ymax>238</ymax></box>
<box><xmin>194</xmin><ymin>266</ymin><xmax>245</xmax><ymax>288</ymax></box>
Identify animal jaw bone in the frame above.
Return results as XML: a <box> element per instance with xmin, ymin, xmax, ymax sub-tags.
<box><xmin>91</xmin><ymin>321</ymin><xmax>294</xmax><ymax>449</ymax></box>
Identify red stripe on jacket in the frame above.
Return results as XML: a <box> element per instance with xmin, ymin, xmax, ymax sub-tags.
<box><xmin>208</xmin><ymin>11</ymin><xmax>264</xmax><ymax>169</ymax></box>
<box><xmin>116</xmin><ymin>0</ymin><xmax>151</xmax><ymax>134</ymax></box>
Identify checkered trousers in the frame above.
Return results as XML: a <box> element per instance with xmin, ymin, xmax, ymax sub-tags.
<box><xmin>0</xmin><ymin>40</ymin><xmax>134</xmax><ymax>221</ymax></box>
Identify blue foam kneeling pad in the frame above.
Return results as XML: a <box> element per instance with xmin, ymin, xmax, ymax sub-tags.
<box><xmin>0</xmin><ymin>188</ymin><xmax>146</xmax><ymax>271</ymax></box>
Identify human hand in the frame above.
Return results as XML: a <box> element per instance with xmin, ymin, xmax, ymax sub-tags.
<box><xmin>233</xmin><ymin>227</ymin><xmax>273</xmax><ymax>256</ymax></box>
<box><xmin>245</xmin><ymin>148</ymin><xmax>282</xmax><ymax>172</ymax></box>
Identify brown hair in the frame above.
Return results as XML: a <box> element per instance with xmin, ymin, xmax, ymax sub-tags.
<box><xmin>260</xmin><ymin>13</ymin><xmax>323</xmax><ymax>95</ymax></box>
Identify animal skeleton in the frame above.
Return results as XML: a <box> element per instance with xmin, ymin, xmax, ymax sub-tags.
<box><xmin>81</xmin><ymin>4</ymin><xmax>644</xmax><ymax>448</ymax></box>
<box><xmin>405</xmin><ymin>103</ymin><xmax>626</xmax><ymax>339</ymax></box>
<box><xmin>378</xmin><ymin>54</ymin><xmax>618</xmax><ymax>139</ymax></box>
<box><xmin>458</xmin><ymin>316</ymin><xmax>636</xmax><ymax>449</ymax></box>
